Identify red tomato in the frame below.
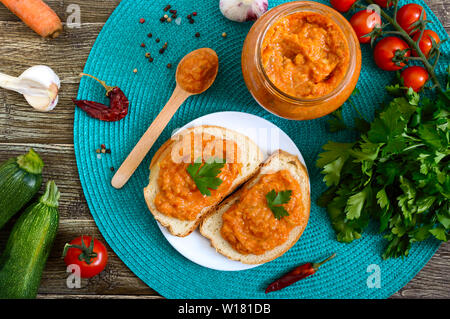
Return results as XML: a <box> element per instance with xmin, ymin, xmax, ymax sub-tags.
<box><xmin>401</xmin><ymin>66</ymin><xmax>429</xmax><ymax>92</ymax></box>
<box><xmin>373</xmin><ymin>0</ymin><xmax>393</xmax><ymax>8</ymax></box>
<box><xmin>63</xmin><ymin>236</ymin><xmax>108</xmax><ymax>278</ymax></box>
<box><xmin>396</xmin><ymin>4</ymin><xmax>426</xmax><ymax>34</ymax></box>
<box><xmin>412</xmin><ymin>30</ymin><xmax>440</xmax><ymax>57</ymax></box>
<box><xmin>350</xmin><ymin>10</ymin><xmax>382</xmax><ymax>44</ymax></box>
<box><xmin>373</xmin><ymin>36</ymin><xmax>410</xmax><ymax>71</ymax></box>
<box><xmin>330</xmin><ymin>0</ymin><xmax>357</xmax><ymax>13</ymax></box>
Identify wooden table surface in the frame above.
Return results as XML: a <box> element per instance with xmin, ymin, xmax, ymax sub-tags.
<box><xmin>0</xmin><ymin>0</ymin><xmax>449</xmax><ymax>299</ymax></box>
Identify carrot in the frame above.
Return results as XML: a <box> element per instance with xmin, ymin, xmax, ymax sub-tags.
<box><xmin>1</xmin><ymin>0</ymin><xmax>62</xmax><ymax>38</ymax></box>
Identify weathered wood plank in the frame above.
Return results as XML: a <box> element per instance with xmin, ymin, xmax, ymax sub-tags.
<box><xmin>0</xmin><ymin>0</ymin><xmax>121</xmax><ymax>23</ymax></box>
<box><xmin>0</xmin><ymin>143</ymin><xmax>90</xmax><ymax>220</ymax></box>
<box><xmin>0</xmin><ymin>219</ymin><xmax>157</xmax><ymax>296</ymax></box>
<box><xmin>0</xmin><ymin>0</ymin><xmax>449</xmax><ymax>300</ymax></box>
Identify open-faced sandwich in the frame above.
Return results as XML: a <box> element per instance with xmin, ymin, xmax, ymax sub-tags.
<box><xmin>200</xmin><ymin>150</ymin><xmax>310</xmax><ymax>264</ymax></box>
<box><xmin>144</xmin><ymin>125</ymin><xmax>264</xmax><ymax>237</ymax></box>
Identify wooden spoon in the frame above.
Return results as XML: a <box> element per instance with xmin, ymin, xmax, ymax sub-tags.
<box><xmin>111</xmin><ymin>48</ymin><xmax>219</xmax><ymax>189</ymax></box>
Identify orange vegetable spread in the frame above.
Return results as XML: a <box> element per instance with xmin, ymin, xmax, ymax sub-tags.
<box><xmin>154</xmin><ymin>132</ymin><xmax>242</xmax><ymax>221</ymax></box>
<box><xmin>177</xmin><ymin>49</ymin><xmax>218</xmax><ymax>93</ymax></box>
<box><xmin>221</xmin><ymin>170</ymin><xmax>306</xmax><ymax>255</ymax></box>
<box><xmin>261</xmin><ymin>11</ymin><xmax>350</xmax><ymax>99</ymax></box>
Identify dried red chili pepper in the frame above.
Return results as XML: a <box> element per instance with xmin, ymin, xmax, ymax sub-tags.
<box><xmin>72</xmin><ymin>73</ymin><xmax>129</xmax><ymax>122</ymax></box>
<box><xmin>265</xmin><ymin>253</ymin><xmax>336</xmax><ymax>293</ymax></box>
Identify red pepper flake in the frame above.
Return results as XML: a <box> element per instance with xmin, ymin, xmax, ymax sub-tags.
<box><xmin>265</xmin><ymin>253</ymin><xmax>336</xmax><ymax>293</ymax></box>
<box><xmin>149</xmin><ymin>57</ymin><xmax>154</xmax><ymax>62</ymax></box>
<box><xmin>140</xmin><ymin>43</ymin><xmax>146</xmax><ymax>47</ymax></box>
<box><xmin>110</xmin><ymin>167</ymin><xmax>115</xmax><ymax>171</ymax></box>
<box><xmin>139</xmin><ymin>18</ymin><xmax>145</xmax><ymax>24</ymax></box>
<box><xmin>156</xmin><ymin>38</ymin><xmax>160</xmax><ymax>43</ymax></box>
<box><xmin>147</xmin><ymin>33</ymin><xmax>152</xmax><ymax>38</ymax></box>
<box><xmin>160</xmin><ymin>17</ymin><xmax>166</xmax><ymax>23</ymax></box>
<box><xmin>195</xmin><ymin>32</ymin><xmax>200</xmax><ymax>38</ymax></box>
<box><xmin>164</xmin><ymin>5</ymin><xmax>171</xmax><ymax>11</ymax></box>
<box><xmin>101</xmin><ymin>144</ymin><xmax>106</xmax><ymax>149</ymax></box>
<box><xmin>192</xmin><ymin>12</ymin><xmax>197</xmax><ymax>16</ymax></box>
<box><xmin>172</xmin><ymin>14</ymin><xmax>177</xmax><ymax>19</ymax></box>
<box><xmin>159</xmin><ymin>48</ymin><xmax>165</xmax><ymax>54</ymax></box>
<box><xmin>188</xmin><ymin>19</ymin><xmax>194</xmax><ymax>24</ymax></box>
<box><xmin>73</xmin><ymin>73</ymin><xmax>130</xmax><ymax>122</ymax></box>
<box><xmin>167</xmin><ymin>63</ymin><xmax>172</xmax><ymax>68</ymax></box>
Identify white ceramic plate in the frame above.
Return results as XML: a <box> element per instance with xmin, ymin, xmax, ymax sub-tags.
<box><xmin>157</xmin><ymin>112</ymin><xmax>307</xmax><ymax>271</ymax></box>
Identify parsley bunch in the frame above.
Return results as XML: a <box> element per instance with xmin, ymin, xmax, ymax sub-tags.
<box><xmin>317</xmin><ymin>69</ymin><xmax>450</xmax><ymax>259</ymax></box>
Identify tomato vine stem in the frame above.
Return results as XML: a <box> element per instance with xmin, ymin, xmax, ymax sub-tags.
<box><xmin>363</xmin><ymin>0</ymin><xmax>443</xmax><ymax>91</ymax></box>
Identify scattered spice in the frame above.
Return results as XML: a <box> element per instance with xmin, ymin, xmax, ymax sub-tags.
<box><xmin>265</xmin><ymin>254</ymin><xmax>336</xmax><ymax>293</ymax></box>
<box><xmin>72</xmin><ymin>73</ymin><xmax>129</xmax><ymax>122</ymax></box>
<box><xmin>222</xmin><ymin>32</ymin><xmax>227</xmax><ymax>38</ymax></box>
<box><xmin>160</xmin><ymin>17</ymin><xmax>166</xmax><ymax>23</ymax></box>
<box><xmin>159</xmin><ymin>48</ymin><xmax>165</xmax><ymax>54</ymax></box>
<box><xmin>164</xmin><ymin>4</ymin><xmax>171</xmax><ymax>11</ymax></box>
<box><xmin>106</xmin><ymin>149</ymin><xmax>111</xmax><ymax>154</ymax></box>
<box><xmin>101</xmin><ymin>144</ymin><xmax>106</xmax><ymax>149</ymax></box>
<box><xmin>110</xmin><ymin>167</ymin><xmax>115</xmax><ymax>171</ymax></box>
<box><xmin>167</xmin><ymin>63</ymin><xmax>172</xmax><ymax>68</ymax></box>
<box><xmin>101</xmin><ymin>148</ymin><xmax>106</xmax><ymax>154</ymax></box>
<box><xmin>139</xmin><ymin>18</ymin><xmax>145</xmax><ymax>24</ymax></box>
<box><xmin>189</xmin><ymin>19</ymin><xmax>194</xmax><ymax>24</ymax></box>
<box><xmin>169</xmin><ymin>9</ymin><xmax>176</xmax><ymax>14</ymax></box>
<box><xmin>140</xmin><ymin>43</ymin><xmax>146</xmax><ymax>47</ymax></box>
<box><xmin>192</xmin><ymin>12</ymin><xmax>197</xmax><ymax>16</ymax></box>
<box><xmin>96</xmin><ymin>149</ymin><xmax>100</xmax><ymax>153</ymax></box>
<box><xmin>149</xmin><ymin>57</ymin><xmax>154</xmax><ymax>62</ymax></box>
<box><xmin>172</xmin><ymin>14</ymin><xmax>177</xmax><ymax>19</ymax></box>
<box><xmin>163</xmin><ymin>42</ymin><xmax>168</xmax><ymax>49</ymax></box>
<box><xmin>195</xmin><ymin>32</ymin><xmax>200</xmax><ymax>38</ymax></box>
<box><xmin>133</xmin><ymin>68</ymin><xmax>138</xmax><ymax>73</ymax></box>
<box><xmin>145</xmin><ymin>52</ymin><xmax>151</xmax><ymax>58</ymax></box>
<box><xmin>167</xmin><ymin>17</ymin><xmax>172</xmax><ymax>22</ymax></box>
<box><xmin>187</xmin><ymin>14</ymin><xmax>192</xmax><ymax>19</ymax></box>
<box><xmin>147</xmin><ymin>33</ymin><xmax>152</xmax><ymax>38</ymax></box>
<box><xmin>164</xmin><ymin>14</ymin><xmax>169</xmax><ymax>19</ymax></box>
<box><xmin>156</xmin><ymin>38</ymin><xmax>160</xmax><ymax>43</ymax></box>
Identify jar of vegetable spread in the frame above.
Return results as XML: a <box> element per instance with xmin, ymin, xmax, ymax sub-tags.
<box><xmin>242</xmin><ymin>1</ymin><xmax>361</xmax><ymax>120</ymax></box>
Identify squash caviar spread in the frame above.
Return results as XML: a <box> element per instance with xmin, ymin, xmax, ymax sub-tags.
<box><xmin>221</xmin><ymin>170</ymin><xmax>306</xmax><ymax>255</ymax></box>
<box><xmin>261</xmin><ymin>11</ymin><xmax>350</xmax><ymax>99</ymax></box>
<box><xmin>155</xmin><ymin>132</ymin><xmax>242</xmax><ymax>221</ymax></box>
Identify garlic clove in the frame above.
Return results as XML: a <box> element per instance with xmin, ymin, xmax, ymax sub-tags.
<box><xmin>19</xmin><ymin>65</ymin><xmax>60</xmax><ymax>112</ymax></box>
<box><xmin>220</xmin><ymin>0</ymin><xmax>269</xmax><ymax>22</ymax></box>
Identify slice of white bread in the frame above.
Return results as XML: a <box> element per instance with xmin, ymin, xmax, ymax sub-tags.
<box><xmin>143</xmin><ymin>125</ymin><xmax>264</xmax><ymax>237</ymax></box>
<box><xmin>199</xmin><ymin>150</ymin><xmax>310</xmax><ymax>264</ymax></box>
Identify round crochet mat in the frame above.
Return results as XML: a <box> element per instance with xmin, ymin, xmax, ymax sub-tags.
<box><xmin>74</xmin><ymin>0</ymin><xmax>449</xmax><ymax>299</ymax></box>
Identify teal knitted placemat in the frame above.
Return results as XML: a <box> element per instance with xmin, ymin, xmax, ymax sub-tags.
<box><xmin>74</xmin><ymin>0</ymin><xmax>449</xmax><ymax>298</ymax></box>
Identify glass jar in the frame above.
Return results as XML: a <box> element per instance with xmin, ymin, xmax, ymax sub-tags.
<box><xmin>242</xmin><ymin>1</ymin><xmax>361</xmax><ymax>120</ymax></box>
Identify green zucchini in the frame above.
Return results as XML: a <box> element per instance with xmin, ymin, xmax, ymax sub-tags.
<box><xmin>0</xmin><ymin>181</ymin><xmax>60</xmax><ymax>299</ymax></box>
<box><xmin>0</xmin><ymin>148</ymin><xmax>44</xmax><ymax>229</ymax></box>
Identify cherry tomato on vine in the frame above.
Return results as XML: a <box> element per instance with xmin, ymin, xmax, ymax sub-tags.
<box><xmin>350</xmin><ymin>10</ymin><xmax>382</xmax><ymax>44</ymax></box>
<box><xmin>330</xmin><ymin>0</ymin><xmax>357</xmax><ymax>13</ymax></box>
<box><xmin>63</xmin><ymin>236</ymin><xmax>108</xmax><ymax>278</ymax></box>
<box><xmin>396</xmin><ymin>4</ymin><xmax>426</xmax><ymax>35</ymax></box>
<box><xmin>373</xmin><ymin>0</ymin><xmax>393</xmax><ymax>8</ymax></box>
<box><xmin>412</xmin><ymin>29</ymin><xmax>440</xmax><ymax>57</ymax></box>
<box><xmin>401</xmin><ymin>66</ymin><xmax>429</xmax><ymax>92</ymax></box>
<box><xmin>373</xmin><ymin>36</ymin><xmax>410</xmax><ymax>71</ymax></box>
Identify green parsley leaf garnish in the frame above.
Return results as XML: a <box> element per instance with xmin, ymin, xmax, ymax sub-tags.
<box><xmin>266</xmin><ymin>189</ymin><xmax>292</xmax><ymax>220</ymax></box>
<box><xmin>316</xmin><ymin>67</ymin><xmax>450</xmax><ymax>259</ymax></box>
<box><xmin>186</xmin><ymin>158</ymin><xmax>226</xmax><ymax>196</ymax></box>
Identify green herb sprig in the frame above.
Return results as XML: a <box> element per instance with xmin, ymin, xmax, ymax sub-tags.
<box><xmin>266</xmin><ymin>190</ymin><xmax>292</xmax><ymax>220</ymax></box>
<box><xmin>317</xmin><ymin>68</ymin><xmax>450</xmax><ymax>259</ymax></box>
<box><xmin>186</xmin><ymin>158</ymin><xmax>226</xmax><ymax>196</ymax></box>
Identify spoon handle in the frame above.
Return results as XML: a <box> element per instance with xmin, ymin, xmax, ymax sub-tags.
<box><xmin>111</xmin><ymin>86</ymin><xmax>191</xmax><ymax>189</ymax></box>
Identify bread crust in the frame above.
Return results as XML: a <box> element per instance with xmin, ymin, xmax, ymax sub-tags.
<box><xmin>199</xmin><ymin>150</ymin><xmax>311</xmax><ymax>264</ymax></box>
<box><xmin>143</xmin><ymin>125</ymin><xmax>264</xmax><ymax>237</ymax></box>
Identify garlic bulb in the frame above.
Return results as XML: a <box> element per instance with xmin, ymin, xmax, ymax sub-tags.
<box><xmin>0</xmin><ymin>65</ymin><xmax>60</xmax><ymax>112</ymax></box>
<box><xmin>220</xmin><ymin>0</ymin><xmax>269</xmax><ymax>22</ymax></box>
